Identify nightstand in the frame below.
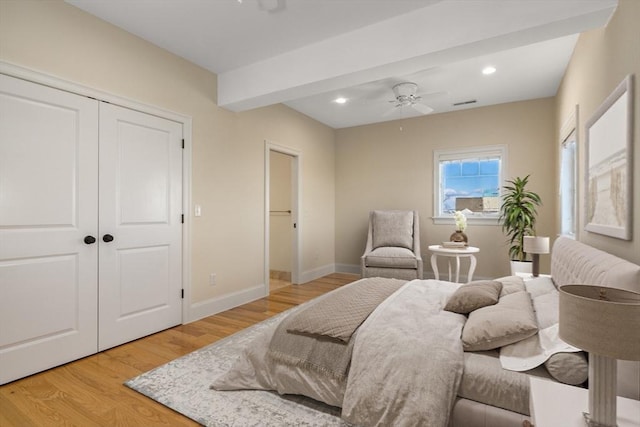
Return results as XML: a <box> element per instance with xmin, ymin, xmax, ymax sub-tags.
<box><xmin>529</xmin><ymin>377</ymin><xmax>640</xmax><ymax>427</ymax></box>
<box><xmin>428</xmin><ymin>245</ymin><xmax>479</xmax><ymax>283</ymax></box>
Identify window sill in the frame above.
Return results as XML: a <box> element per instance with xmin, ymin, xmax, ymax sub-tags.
<box><xmin>432</xmin><ymin>216</ymin><xmax>501</xmax><ymax>226</ymax></box>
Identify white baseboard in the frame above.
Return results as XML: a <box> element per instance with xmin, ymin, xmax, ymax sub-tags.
<box><xmin>187</xmin><ymin>284</ymin><xmax>266</xmax><ymax>323</ymax></box>
<box><xmin>299</xmin><ymin>264</ymin><xmax>335</xmax><ymax>284</ymax></box>
<box><xmin>335</xmin><ymin>263</ymin><xmax>360</xmax><ymax>275</ymax></box>
<box><xmin>187</xmin><ymin>262</ymin><xmax>433</xmax><ymax>323</ymax></box>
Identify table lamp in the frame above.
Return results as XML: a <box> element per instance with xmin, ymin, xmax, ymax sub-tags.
<box><xmin>523</xmin><ymin>236</ymin><xmax>549</xmax><ymax>277</ymax></box>
<box><xmin>559</xmin><ymin>285</ymin><xmax>640</xmax><ymax>427</ymax></box>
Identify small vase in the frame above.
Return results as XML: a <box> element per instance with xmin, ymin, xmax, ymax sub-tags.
<box><xmin>450</xmin><ymin>230</ymin><xmax>468</xmax><ymax>245</ymax></box>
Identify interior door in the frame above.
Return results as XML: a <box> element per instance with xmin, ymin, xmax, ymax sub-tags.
<box><xmin>98</xmin><ymin>103</ymin><xmax>183</xmax><ymax>351</ymax></box>
<box><xmin>0</xmin><ymin>74</ymin><xmax>99</xmax><ymax>384</ymax></box>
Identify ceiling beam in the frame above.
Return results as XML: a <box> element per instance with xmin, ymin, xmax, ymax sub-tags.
<box><xmin>217</xmin><ymin>0</ymin><xmax>616</xmax><ymax>112</ymax></box>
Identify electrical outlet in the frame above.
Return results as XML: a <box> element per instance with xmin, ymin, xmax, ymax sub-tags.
<box><xmin>209</xmin><ymin>273</ymin><xmax>216</xmax><ymax>286</ymax></box>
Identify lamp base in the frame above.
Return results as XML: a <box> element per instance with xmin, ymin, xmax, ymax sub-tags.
<box><xmin>587</xmin><ymin>354</ymin><xmax>618</xmax><ymax>427</ymax></box>
<box><xmin>583</xmin><ymin>412</ymin><xmax>618</xmax><ymax>427</ymax></box>
<box><xmin>531</xmin><ymin>253</ymin><xmax>540</xmax><ymax>277</ymax></box>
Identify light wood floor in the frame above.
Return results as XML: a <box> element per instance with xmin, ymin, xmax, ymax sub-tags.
<box><xmin>269</xmin><ymin>277</ymin><xmax>291</xmax><ymax>292</ymax></box>
<box><xmin>0</xmin><ymin>273</ymin><xmax>358</xmax><ymax>427</ymax></box>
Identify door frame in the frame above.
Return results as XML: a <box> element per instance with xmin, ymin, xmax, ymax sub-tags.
<box><xmin>264</xmin><ymin>140</ymin><xmax>301</xmax><ymax>290</ymax></box>
<box><xmin>0</xmin><ymin>61</ymin><xmax>193</xmax><ymax>323</ymax></box>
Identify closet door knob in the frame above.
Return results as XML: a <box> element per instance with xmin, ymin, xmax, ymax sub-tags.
<box><xmin>84</xmin><ymin>235</ymin><xmax>96</xmax><ymax>244</ymax></box>
<box><xmin>102</xmin><ymin>234</ymin><xmax>114</xmax><ymax>243</ymax></box>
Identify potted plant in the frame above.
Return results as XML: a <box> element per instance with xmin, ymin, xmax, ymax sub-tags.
<box><xmin>498</xmin><ymin>175</ymin><xmax>542</xmax><ymax>274</ymax></box>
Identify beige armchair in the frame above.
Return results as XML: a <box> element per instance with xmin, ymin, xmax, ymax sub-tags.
<box><xmin>361</xmin><ymin>210</ymin><xmax>423</xmax><ymax>280</ymax></box>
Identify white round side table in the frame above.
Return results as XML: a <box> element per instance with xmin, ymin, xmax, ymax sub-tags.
<box><xmin>428</xmin><ymin>245</ymin><xmax>480</xmax><ymax>283</ymax></box>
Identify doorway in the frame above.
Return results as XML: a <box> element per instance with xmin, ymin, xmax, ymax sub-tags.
<box><xmin>265</xmin><ymin>141</ymin><xmax>301</xmax><ymax>294</ymax></box>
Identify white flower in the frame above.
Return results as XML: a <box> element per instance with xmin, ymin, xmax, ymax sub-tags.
<box><xmin>454</xmin><ymin>210</ymin><xmax>467</xmax><ymax>232</ymax></box>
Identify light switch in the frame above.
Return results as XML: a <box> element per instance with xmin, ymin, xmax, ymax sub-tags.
<box><xmin>195</xmin><ymin>205</ymin><xmax>202</xmax><ymax>217</ymax></box>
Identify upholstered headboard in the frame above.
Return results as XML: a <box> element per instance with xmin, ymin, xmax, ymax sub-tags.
<box><xmin>551</xmin><ymin>236</ymin><xmax>640</xmax><ymax>293</ymax></box>
<box><xmin>551</xmin><ymin>236</ymin><xmax>640</xmax><ymax>400</ymax></box>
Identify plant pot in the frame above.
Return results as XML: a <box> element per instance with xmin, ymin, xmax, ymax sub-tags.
<box><xmin>450</xmin><ymin>230</ymin><xmax>468</xmax><ymax>244</ymax></box>
<box><xmin>510</xmin><ymin>260</ymin><xmax>532</xmax><ymax>276</ymax></box>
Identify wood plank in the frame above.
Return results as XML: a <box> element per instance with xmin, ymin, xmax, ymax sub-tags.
<box><xmin>0</xmin><ymin>273</ymin><xmax>358</xmax><ymax>426</ymax></box>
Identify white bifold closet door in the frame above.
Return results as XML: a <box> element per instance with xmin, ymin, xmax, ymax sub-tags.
<box><xmin>0</xmin><ymin>74</ymin><xmax>100</xmax><ymax>385</ymax></box>
<box><xmin>98</xmin><ymin>102</ymin><xmax>183</xmax><ymax>351</ymax></box>
<box><xmin>0</xmin><ymin>74</ymin><xmax>183</xmax><ymax>384</ymax></box>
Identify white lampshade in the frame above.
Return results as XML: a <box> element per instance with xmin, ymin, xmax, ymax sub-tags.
<box><xmin>523</xmin><ymin>236</ymin><xmax>550</xmax><ymax>254</ymax></box>
<box><xmin>559</xmin><ymin>285</ymin><xmax>640</xmax><ymax>361</ymax></box>
<box><xmin>523</xmin><ymin>236</ymin><xmax>549</xmax><ymax>277</ymax></box>
<box><xmin>559</xmin><ymin>284</ymin><xmax>640</xmax><ymax>427</ymax></box>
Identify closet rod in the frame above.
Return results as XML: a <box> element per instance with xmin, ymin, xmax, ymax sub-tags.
<box><xmin>270</xmin><ymin>210</ymin><xmax>291</xmax><ymax>214</ymax></box>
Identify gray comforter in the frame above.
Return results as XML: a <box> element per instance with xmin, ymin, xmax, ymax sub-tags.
<box><xmin>212</xmin><ymin>279</ymin><xmax>465</xmax><ymax>426</ymax></box>
<box><xmin>342</xmin><ymin>279</ymin><xmax>466</xmax><ymax>426</ymax></box>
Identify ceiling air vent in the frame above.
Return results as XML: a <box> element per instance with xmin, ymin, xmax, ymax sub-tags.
<box><xmin>453</xmin><ymin>100</ymin><xmax>477</xmax><ymax>106</ymax></box>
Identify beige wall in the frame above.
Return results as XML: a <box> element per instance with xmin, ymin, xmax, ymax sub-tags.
<box><xmin>0</xmin><ymin>0</ymin><xmax>336</xmax><ymax>316</ymax></box>
<box><xmin>556</xmin><ymin>0</ymin><xmax>640</xmax><ymax>266</ymax></box>
<box><xmin>335</xmin><ymin>98</ymin><xmax>557</xmax><ymax>279</ymax></box>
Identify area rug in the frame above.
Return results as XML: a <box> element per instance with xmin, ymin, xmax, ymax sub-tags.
<box><xmin>125</xmin><ymin>311</ymin><xmax>351</xmax><ymax>426</ymax></box>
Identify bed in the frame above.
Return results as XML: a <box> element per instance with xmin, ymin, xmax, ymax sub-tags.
<box><xmin>212</xmin><ymin>237</ymin><xmax>640</xmax><ymax>427</ymax></box>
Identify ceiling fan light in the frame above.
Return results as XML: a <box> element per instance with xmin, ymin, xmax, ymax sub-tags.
<box><xmin>392</xmin><ymin>82</ymin><xmax>418</xmax><ymax>98</ymax></box>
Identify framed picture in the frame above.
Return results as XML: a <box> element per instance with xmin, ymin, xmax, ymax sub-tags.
<box><xmin>584</xmin><ymin>75</ymin><xmax>634</xmax><ymax>240</ymax></box>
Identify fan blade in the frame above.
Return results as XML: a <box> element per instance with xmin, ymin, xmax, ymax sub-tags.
<box><xmin>416</xmin><ymin>90</ymin><xmax>447</xmax><ymax>99</ymax></box>
<box><xmin>411</xmin><ymin>103</ymin><xmax>434</xmax><ymax>115</ymax></box>
<box><xmin>383</xmin><ymin>105</ymin><xmax>400</xmax><ymax>117</ymax></box>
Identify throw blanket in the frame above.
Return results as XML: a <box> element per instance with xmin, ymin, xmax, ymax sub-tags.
<box><xmin>268</xmin><ymin>277</ymin><xmax>405</xmax><ymax>380</ymax></box>
<box><xmin>342</xmin><ymin>280</ymin><xmax>466</xmax><ymax>427</ymax></box>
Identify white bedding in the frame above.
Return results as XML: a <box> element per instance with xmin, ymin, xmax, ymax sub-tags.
<box><xmin>500</xmin><ymin>324</ymin><xmax>580</xmax><ymax>371</ymax></box>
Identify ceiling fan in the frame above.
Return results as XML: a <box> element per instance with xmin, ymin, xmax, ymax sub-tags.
<box><xmin>385</xmin><ymin>82</ymin><xmax>434</xmax><ymax>116</ymax></box>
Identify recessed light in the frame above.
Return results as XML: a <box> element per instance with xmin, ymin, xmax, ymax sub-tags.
<box><xmin>482</xmin><ymin>66</ymin><xmax>496</xmax><ymax>75</ymax></box>
<box><xmin>334</xmin><ymin>97</ymin><xmax>347</xmax><ymax>104</ymax></box>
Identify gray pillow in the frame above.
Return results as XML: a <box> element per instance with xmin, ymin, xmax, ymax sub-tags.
<box><xmin>544</xmin><ymin>352</ymin><xmax>588</xmax><ymax>385</ymax></box>
<box><xmin>444</xmin><ymin>281</ymin><xmax>503</xmax><ymax>314</ymax></box>
<box><xmin>494</xmin><ymin>275</ymin><xmax>526</xmax><ymax>296</ymax></box>
<box><xmin>462</xmin><ymin>291</ymin><xmax>538</xmax><ymax>351</ymax></box>
<box><xmin>372</xmin><ymin>210</ymin><xmax>413</xmax><ymax>249</ymax></box>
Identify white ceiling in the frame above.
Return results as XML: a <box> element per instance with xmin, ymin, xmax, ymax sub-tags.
<box><xmin>66</xmin><ymin>0</ymin><xmax>617</xmax><ymax>129</ymax></box>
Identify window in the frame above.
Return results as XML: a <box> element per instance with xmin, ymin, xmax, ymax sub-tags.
<box><xmin>560</xmin><ymin>131</ymin><xmax>577</xmax><ymax>237</ymax></box>
<box><xmin>433</xmin><ymin>145</ymin><xmax>507</xmax><ymax>223</ymax></box>
<box><xmin>559</xmin><ymin>107</ymin><xmax>578</xmax><ymax>239</ymax></box>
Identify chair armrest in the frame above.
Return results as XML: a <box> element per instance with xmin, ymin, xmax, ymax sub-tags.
<box><xmin>363</xmin><ymin>211</ymin><xmax>374</xmax><ymax>255</ymax></box>
<box><xmin>412</xmin><ymin>210</ymin><xmax>421</xmax><ymax>255</ymax></box>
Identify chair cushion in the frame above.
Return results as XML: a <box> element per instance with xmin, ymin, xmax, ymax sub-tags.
<box><xmin>364</xmin><ymin>247</ymin><xmax>418</xmax><ymax>269</ymax></box>
<box><xmin>372</xmin><ymin>210</ymin><xmax>414</xmax><ymax>250</ymax></box>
